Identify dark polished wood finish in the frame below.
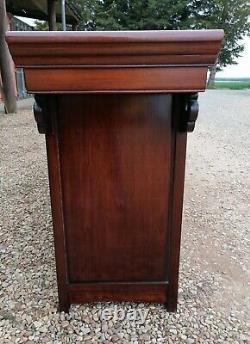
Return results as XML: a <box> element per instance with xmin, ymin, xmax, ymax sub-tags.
<box><xmin>24</xmin><ymin>67</ymin><xmax>207</xmax><ymax>93</ymax></box>
<box><xmin>6</xmin><ymin>30</ymin><xmax>224</xmax><ymax>67</ymax></box>
<box><xmin>7</xmin><ymin>30</ymin><xmax>223</xmax><ymax>313</ymax></box>
<box><xmin>59</xmin><ymin>94</ymin><xmax>171</xmax><ymax>283</ymax></box>
<box><xmin>7</xmin><ymin>30</ymin><xmax>223</xmax><ymax>93</ymax></box>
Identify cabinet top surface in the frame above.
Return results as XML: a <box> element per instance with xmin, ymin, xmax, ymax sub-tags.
<box><xmin>6</xmin><ymin>30</ymin><xmax>223</xmax><ymax>93</ymax></box>
<box><xmin>7</xmin><ymin>30</ymin><xmax>223</xmax><ymax>43</ymax></box>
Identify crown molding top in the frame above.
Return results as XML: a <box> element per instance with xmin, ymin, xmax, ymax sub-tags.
<box><xmin>6</xmin><ymin>30</ymin><xmax>224</xmax><ymax>93</ymax></box>
<box><xmin>6</xmin><ymin>29</ymin><xmax>224</xmax><ymax>43</ymax></box>
<box><xmin>6</xmin><ymin>30</ymin><xmax>224</xmax><ymax>67</ymax></box>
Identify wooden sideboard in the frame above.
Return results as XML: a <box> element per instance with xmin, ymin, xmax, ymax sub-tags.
<box><xmin>7</xmin><ymin>30</ymin><xmax>223</xmax><ymax>312</ymax></box>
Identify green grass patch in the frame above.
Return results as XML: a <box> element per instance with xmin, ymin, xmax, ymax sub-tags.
<box><xmin>213</xmin><ymin>79</ymin><xmax>250</xmax><ymax>90</ymax></box>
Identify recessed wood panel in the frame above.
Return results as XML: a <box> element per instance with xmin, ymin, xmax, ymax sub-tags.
<box><xmin>57</xmin><ymin>94</ymin><xmax>172</xmax><ymax>282</ymax></box>
<box><xmin>68</xmin><ymin>282</ymin><xmax>168</xmax><ymax>304</ymax></box>
<box><xmin>24</xmin><ymin>67</ymin><xmax>207</xmax><ymax>93</ymax></box>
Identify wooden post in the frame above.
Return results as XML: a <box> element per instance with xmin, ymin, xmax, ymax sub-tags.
<box><xmin>0</xmin><ymin>0</ymin><xmax>17</xmax><ymax>113</ymax></box>
<box><xmin>47</xmin><ymin>0</ymin><xmax>57</xmax><ymax>31</ymax></box>
<box><xmin>61</xmin><ymin>0</ymin><xmax>66</xmax><ymax>31</ymax></box>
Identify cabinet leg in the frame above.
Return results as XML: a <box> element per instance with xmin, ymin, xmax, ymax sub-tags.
<box><xmin>166</xmin><ymin>296</ymin><xmax>177</xmax><ymax>313</ymax></box>
<box><xmin>58</xmin><ymin>300</ymin><xmax>70</xmax><ymax>313</ymax></box>
<box><xmin>58</xmin><ymin>291</ymin><xmax>70</xmax><ymax>313</ymax></box>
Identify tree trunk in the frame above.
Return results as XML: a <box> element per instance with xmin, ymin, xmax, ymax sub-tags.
<box><xmin>0</xmin><ymin>0</ymin><xmax>17</xmax><ymax>113</ymax></box>
<box><xmin>207</xmin><ymin>63</ymin><xmax>218</xmax><ymax>88</ymax></box>
<box><xmin>47</xmin><ymin>0</ymin><xmax>57</xmax><ymax>31</ymax></box>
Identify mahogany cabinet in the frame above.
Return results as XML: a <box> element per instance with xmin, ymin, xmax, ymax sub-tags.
<box><xmin>7</xmin><ymin>30</ymin><xmax>223</xmax><ymax>312</ymax></box>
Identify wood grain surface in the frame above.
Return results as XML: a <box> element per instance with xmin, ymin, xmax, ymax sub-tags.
<box><xmin>6</xmin><ymin>30</ymin><xmax>223</xmax><ymax>93</ymax></box>
<box><xmin>6</xmin><ymin>30</ymin><xmax>223</xmax><ymax>311</ymax></box>
<box><xmin>57</xmin><ymin>94</ymin><xmax>172</xmax><ymax>283</ymax></box>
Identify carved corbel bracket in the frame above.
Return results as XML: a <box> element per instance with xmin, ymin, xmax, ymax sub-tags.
<box><xmin>33</xmin><ymin>95</ymin><xmax>51</xmax><ymax>134</ymax></box>
<box><xmin>184</xmin><ymin>93</ymin><xmax>199</xmax><ymax>132</ymax></box>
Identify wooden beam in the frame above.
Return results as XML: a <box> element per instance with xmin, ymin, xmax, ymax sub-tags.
<box><xmin>47</xmin><ymin>0</ymin><xmax>57</xmax><ymax>31</ymax></box>
<box><xmin>0</xmin><ymin>0</ymin><xmax>17</xmax><ymax>113</ymax></box>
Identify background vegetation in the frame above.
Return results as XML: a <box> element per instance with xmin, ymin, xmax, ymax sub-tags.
<box><xmin>36</xmin><ymin>0</ymin><xmax>250</xmax><ymax>86</ymax></box>
<box><xmin>213</xmin><ymin>78</ymin><xmax>250</xmax><ymax>89</ymax></box>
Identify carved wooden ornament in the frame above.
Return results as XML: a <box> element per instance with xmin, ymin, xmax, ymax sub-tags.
<box><xmin>185</xmin><ymin>93</ymin><xmax>199</xmax><ymax>132</ymax></box>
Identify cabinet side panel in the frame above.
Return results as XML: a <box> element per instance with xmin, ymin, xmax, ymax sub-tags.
<box><xmin>45</xmin><ymin>97</ymin><xmax>69</xmax><ymax>312</ymax></box>
<box><xmin>167</xmin><ymin>95</ymin><xmax>188</xmax><ymax>311</ymax></box>
<box><xmin>57</xmin><ymin>94</ymin><xmax>172</xmax><ymax>282</ymax></box>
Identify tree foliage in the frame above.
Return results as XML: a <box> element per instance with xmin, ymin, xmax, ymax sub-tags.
<box><xmin>68</xmin><ymin>0</ymin><xmax>194</xmax><ymax>30</ymax></box>
<box><xmin>68</xmin><ymin>0</ymin><xmax>99</xmax><ymax>30</ymax></box>
<box><xmin>37</xmin><ymin>0</ymin><xmax>250</xmax><ymax>76</ymax></box>
<box><xmin>93</xmin><ymin>0</ymin><xmax>191</xmax><ymax>30</ymax></box>
<box><xmin>34</xmin><ymin>21</ymin><xmax>63</xmax><ymax>31</ymax></box>
<box><xmin>190</xmin><ymin>0</ymin><xmax>250</xmax><ymax>70</ymax></box>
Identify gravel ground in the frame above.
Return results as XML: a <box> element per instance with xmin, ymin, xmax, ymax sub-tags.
<box><xmin>0</xmin><ymin>90</ymin><xmax>249</xmax><ymax>343</ymax></box>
